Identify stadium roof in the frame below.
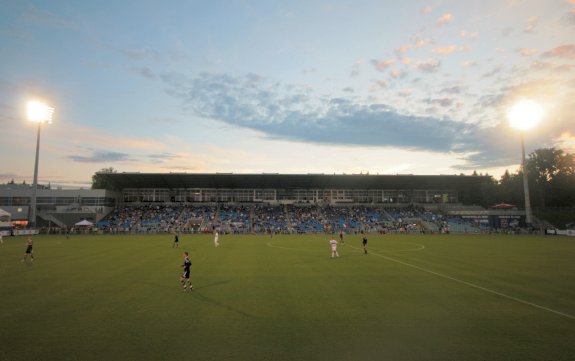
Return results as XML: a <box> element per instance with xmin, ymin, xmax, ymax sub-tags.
<box><xmin>98</xmin><ymin>173</ymin><xmax>490</xmax><ymax>191</ymax></box>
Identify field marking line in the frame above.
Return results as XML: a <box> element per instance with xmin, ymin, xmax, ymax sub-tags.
<box><xmin>349</xmin><ymin>245</ymin><xmax>575</xmax><ymax>320</ymax></box>
<box><xmin>267</xmin><ymin>240</ymin><xmax>424</xmax><ymax>253</ymax></box>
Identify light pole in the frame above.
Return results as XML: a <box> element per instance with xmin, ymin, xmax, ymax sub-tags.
<box><xmin>27</xmin><ymin>101</ymin><xmax>54</xmax><ymax>228</ymax></box>
<box><xmin>508</xmin><ymin>100</ymin><xmax>543</xmax><ymax>227</ymax></box>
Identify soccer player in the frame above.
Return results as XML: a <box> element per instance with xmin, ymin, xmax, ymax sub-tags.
<box><xmin>22</xmin><ymin>236</ymin><xmax>34</xmax><ymax>262</ymax></box>
<box><xmin>362</xmin><ymin>234</ymin><xmax>368</xmax><ymax>254</ymax></box>
<box><xmin>329</xmin><ymin>237</ymin><xmax>339</xmax><ymax>258</ymax></box>
<box><xmin>180</xmin><ymin>252</ymin><xmax>193</xmax><ymax>291</ymax></box>
<box><xmin>213</xmin><ymin>229</ymin><xmax>219</xmax><ymax>248</ymax></box>
<box><xmin>173</xmin><ymin>232</ymin><xmax>179</xmax><ymax>248</ymax></box>
<box><xmin>0</xmin><ymin>233</ymin><xmax>3</xmax><ymax>244</ymax></box>
<box><xmin>339</xmin><ymin>229</ymin><xmax>344</xmax><ymax>244</ymax></box>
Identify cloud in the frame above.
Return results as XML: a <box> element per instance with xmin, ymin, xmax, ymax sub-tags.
<box><xmin>416</xmin><ymin>59</ymin><xmax>441</xmax><ymax>72</ymax></box>
<box><xmin>460</xmin><ymin>31</ymin><xmax>478</xmax><ymax>39</ymax></box>
<box><xmin>397</xmin><ymin>89</ymin><xmax>413</xmax><ymax>97</ymax></box>
<box><xmin>411</xmin><ymin>36</ymin><xmax>433</xmax><ymax>48</ymax></box>
<box><xmin>460</xmin><ymin>60</ymin><xmax>476</xmax><ymax>67</ymax></box>
<box><xmin>400</xmin><ymin>57</ymin><xmax>412</xmax><ymax>65</ymax></box>
<box><xmin>22</xmin><ymin>4</ymin><xmax>78</xmax><ymax>29</ymax></box>
<box><xmin>159</xmin><ymin>72</ymin><xmax>575</xmax><ymax>170</ymax></box>
<box><xmin>390</xmin><ymin>69</ymin><xmax>406</xmax><ymax>79</ymax></box>
<box><xmin>542</xmin><ymin>44</ymin><xmax>575</xmax><ymax>59</ymax></box>
<box><xmin>425</xmin><ymin>98</ymin><xmax>454</xmax><ymax>107</ymax></box>
<box><xmin>394</xmin><ymin>45</ymin><xmax>411</xmax><ymax>55</ymax></box>
<box><xmin>432</xmin><ymin>45</ymin><xmax>458</xmax><ymax>55</ymax></box>
<box><xmin>350</xmin><ymin>61</ymin><xmax>361</xmax><ymax>77</ymax></box>
<box><xmin>436</xmin><ymin>13</ymin><xmax>454</xmax><ymax>26</ymax></box>
<box><xmin>121</xmin><ymin>47</ymin><xmax>162</xmax><ymax>61</ymax></box>
<box><xmin>147</xmin><ymin>152</ymin><xmax>181</xmax><ymax>162</ymax></box>
<box><xmin>132</xmin><ymin>66</ymin><xmax>157</xmax><ymax>79</ymax></box>
<box><xmin>68</xmin><ymin>150</ymin><xmax>132</xmax><ymax>163</ymax></box>
<box><xmin>160</xmin><ymin>72</ymin><xmax>477</xmax><ymax>154</ymax></box>
<box><xmin>371</xmin><ymin>59</ymin><xmax>395</xmax><ymax>71</ymax></box>
<box><xmin>440</xmin><ymin>85</ymin><xmax>467</xmax><ymax>94</ymax></box>
<box><xmin>421</xmin><ymin>6</ymin><xmax>433</xmax><ymax>14</ymax></box>
<box><xmin>374</xmin><ymin>80</ymin><xmax>389</xmax><ymax>89</ymax></box>
<box><xmin>563</xmin><ymin>9</ymin><xmax>575</xmax><ymax>26</ymax></box>
<box><xmin>482</xmin><ymin>66</ymin><xmax>503</xmax><ymax>78</ymax></box>
<box><xmin>518</xmin><ymin>48</ymin><xmax>538</xmax><ymax>57</ymax></box>
<box><xmin>524</xmin><ymin>15</ymin><xmax>539</xmax><ymax>33</ymax></box>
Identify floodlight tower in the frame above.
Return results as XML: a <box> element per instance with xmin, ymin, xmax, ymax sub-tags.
<box><xmin>507</xmin><ymin>100</ymin><xmax>543</xmax><ymax>227</ymax></box>
<box><xmin>27</xmin><ymin>101</ymin><xmax>54</xmax><ymax>228</ymax></box>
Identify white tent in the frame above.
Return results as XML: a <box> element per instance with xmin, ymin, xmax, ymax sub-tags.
<box><xmin>75</xmin><ymin>219</ymin><xmax>93</xmax><ymax>227</ymax></box>
<box><xmin>0</xmin><ymin>208</ymin><xmax>11</xmax><ymax>222</ymax></box>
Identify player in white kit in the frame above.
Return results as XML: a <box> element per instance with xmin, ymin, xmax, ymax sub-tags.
<box><xmin>213</xmin><ymin>229</ymin><xmax>220</xmax><ymax>248</ymax></box>
<box><xmin>329</xmin><ymin>238</ymin><xmax>339</xmax><ymax>258</ymax></box>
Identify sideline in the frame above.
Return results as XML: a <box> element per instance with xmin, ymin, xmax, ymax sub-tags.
<box><xmin>349</xmin><ymin>245</ymin><xmax>575</xmax><ymax>320</ymax></box>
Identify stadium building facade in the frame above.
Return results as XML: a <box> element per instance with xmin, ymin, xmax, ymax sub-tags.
<box><xmin>100</xmin><ymin>173</ymin><xmax>488</xmax><ymax>205</ymax></box>
<box><xmin>2</xmin><ymin>173</ymin><xmax>522</xmax><ymax>230</ymax></box>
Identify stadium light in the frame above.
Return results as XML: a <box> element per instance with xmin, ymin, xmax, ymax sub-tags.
<box><xmin>507</xmin><ymin>100</ymin><xmax>543</xmax><ymax>227</ymax></box>
<box><xmin>27</xmin><ymin>100</ymin><xmax>54</xmax><ymax>229</ymax></box>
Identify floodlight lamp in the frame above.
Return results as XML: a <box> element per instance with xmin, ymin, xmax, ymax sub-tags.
<box><xmin>507</xmin><ymin>100</ymin><xmax>543</xmax><ymax>131</ymax></box>
<box><xmin>27</xmin><ymin>101</ymin><xmax>55</xmax><ymax>124</ymax></box>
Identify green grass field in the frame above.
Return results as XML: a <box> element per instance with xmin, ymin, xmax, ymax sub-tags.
<box><xmin>1</xmin><ymin>233</ymin><xmax>574</xmax><ymax>361</ymax></box>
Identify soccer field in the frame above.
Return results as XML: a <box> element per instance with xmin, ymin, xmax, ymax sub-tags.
<box><xmin>1</xmin><ymin>233</ymin><xmax>574</xmax><ymax>361</ymax></box>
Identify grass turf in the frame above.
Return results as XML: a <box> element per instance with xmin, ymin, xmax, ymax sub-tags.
<box><xmin>1</xmin><ymin>233</ymin><xmax>574</xmax><ymax>361</ymax></box>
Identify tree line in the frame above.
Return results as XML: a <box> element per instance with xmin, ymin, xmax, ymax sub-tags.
<box><xmin>469</xmin><ymin>148</ymin><xmax>575</xmax><ymax>210</ymax></box>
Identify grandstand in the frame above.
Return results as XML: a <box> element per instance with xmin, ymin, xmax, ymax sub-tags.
<box><xmin>1</xmin><ymin>173</ymin><xmax>529</xmax><ymax>233</ymax></box>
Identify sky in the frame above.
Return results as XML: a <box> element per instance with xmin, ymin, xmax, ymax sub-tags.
<box><xmin>0</xmin><ymin>0</ymin><xmax>574</xmax><ymax>188</ymax></box>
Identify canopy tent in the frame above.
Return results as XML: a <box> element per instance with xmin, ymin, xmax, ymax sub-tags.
<box><xmin>491</xmin><ymin>203</ymin><xmax>516</xmax><ymax>209</ymax></box>
<box><xmin>0</xmin><ymin>208</ymin><xmax>11</xmax><ymax>222</ymax></box>
<box><xmin>75</xmin><ymin>219</ymin><xmax>93</xmax><ymax>227</ymax></box>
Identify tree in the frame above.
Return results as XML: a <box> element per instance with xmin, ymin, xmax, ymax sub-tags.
<box><xmin>91</xmin><ymin>167</ymin><xmax>118</xmax><ymax>190</ymax></box>
<box><xmin>526</xmin><ymin>148</ymin><xmax>575</xmax><ymax>208</ymax></box>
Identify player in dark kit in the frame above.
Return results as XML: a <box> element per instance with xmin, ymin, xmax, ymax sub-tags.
<box><xmin>173</xmin><ymin>232</ymin><xmax>179</xmax><ymax>248</ymax></box>
<box><xmin>180</xmin><ymin>252</ymin><xmax>193</xmax><ymax>291</ymax></box>
<box><xmin>22</xmin><ymin>236</ymin><xmax>34</xmax><ymax>262</ymax></box>
<box><xmin>362</xmin><ymin>234</ymin><xmax>368</xmax><ymax>254</ymax></box>
<box><xmin>339</xmin><ymin>229</ymin><xmax>344</xmax><ymax>244</ymax></box>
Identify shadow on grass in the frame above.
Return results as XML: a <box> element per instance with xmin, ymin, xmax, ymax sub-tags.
<box><xmin>189</xmin><ymin>281</ymin><xmax>258</xmax><ymax>320</ymax></box>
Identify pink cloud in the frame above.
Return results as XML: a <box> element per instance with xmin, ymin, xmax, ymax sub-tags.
<box><xmin>412</xmin><ymin>36</ymin><xmax>432</xmax><ymax>48</ymax></box>
<box><xmin>371</xmin><ymin>59</ymin><xmax>395</xmax><ymax>71</ymax></box>
<box><xmin>460</xmin><ymin>31</ymin><xmax>478</xmax><ymax>39</ymax></box>
<box><xmin>375</xmin><ymin>80</ymin><xmax>389</xmax><ymax>88</ymax></box>
<box><xmin>436</xmin><ymin>13</ymin><xmax>453</xmax><ymax>26</ymax></box>
<box><xmin>421</xmin><ymin>6</ymin><xmax>432</xmax><ymax>14</ymax></box>
<box><xmin>518</xmin><ymin>48</ymin><xmax>538</xmax><ymax>57</ymax></box>
<box><xmin>460</xmin><ymin>60</ymin><xmax>476</xmax><ymax>67</ymax></box>
<box><xmin>432</xmin><ymin>45</ymin><xmax>458</xmax><ymax>54</ymax></box>
<box><xmin>543</xmin><ymin>44</ymin><xmax>575</xmax><ymax>59</ymax></box>
<box><xmin>400</xmin><ymin>57</ymin><xmax>412</xmax><ymax>65</ymax></box>
<box><xmin>524</xmin><ymin>16</ymin><xmax>538</xmax><ymax>33</ymax></box>
<box><xmin>459</xmin><ymin>45</ymin><xmax>472</xmax><ymax>52</ymax></box>
<box><xmin>390</xmin><ymin>69</ymin><xmax>405</xmax><ymax>79</ymax></box>
<box><xmin>394</xmin><ymin>45</ymin><xmax>411</xmax><ymax>54</ymax></box>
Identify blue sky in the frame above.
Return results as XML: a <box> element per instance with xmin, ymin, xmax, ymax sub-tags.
<box><xmin>1</xmin><ymin>0</ymin><xmax>574</xmax><ymax>188</ymax></box>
